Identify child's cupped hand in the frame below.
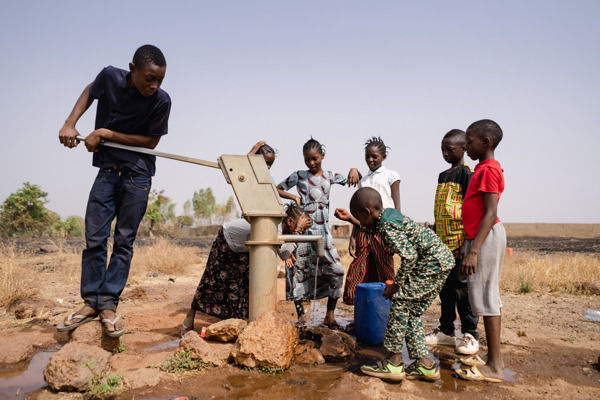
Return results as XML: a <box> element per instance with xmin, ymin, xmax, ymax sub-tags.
<box><xmin>334</xmin><ymin>208</ymin><xmax>351</xmax><ymax>221</ymax></box>
<box><xmin>285</xmin><ymin>254</ymin><xmax>296</xmax><ymax>268</ymax></box>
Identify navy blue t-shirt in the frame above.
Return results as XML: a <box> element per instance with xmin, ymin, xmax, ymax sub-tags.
<box><xmin>89</xmin><ymin>66</ymin><xmax>171</xmax><ymax>176</ymax></box>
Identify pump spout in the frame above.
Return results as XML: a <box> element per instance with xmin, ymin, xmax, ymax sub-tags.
<box><xmin>278</xmin><ymin>235</ymin><xmax>325</xmax><ymax>258</ymax></box>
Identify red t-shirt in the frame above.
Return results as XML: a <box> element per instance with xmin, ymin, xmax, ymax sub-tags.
<box><xmin>462</xmin><ymin>159</ymin><xmax>504</xmax><ymax>240</ymax></box>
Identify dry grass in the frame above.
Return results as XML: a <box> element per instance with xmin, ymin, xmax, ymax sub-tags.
<box><xmin>501</xmin><ymin>252</ymin><xmax>600</xmax><ymax>294</ymax></box>
<box><xmin>336</xmin><ymin>238</ymin><xmax>600</xmax><ymax>296</ymax></box>
<box><xmin>0</xmin><ymin>242</ymin><xmax>39</xmax><ymax>309</ymax></box>
<box><xmin>130</xmin><ymin>238</ymin><xmax>201</xmax><ymax>276</ymax></box>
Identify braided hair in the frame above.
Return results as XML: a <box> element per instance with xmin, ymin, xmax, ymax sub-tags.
<box><xmin>364</xmin><ymin>136</ymin><xmax>390</xmax><ymax>157</ymax></box>
<box><xmin>303</xmin><ymin>137</ymin><xmax>325</xmax><ymax>155</ymax></box>
<box><xmin>257</xmin><ymin>143</ymin><xmax>278</xmax><ymax>158</ymax></box>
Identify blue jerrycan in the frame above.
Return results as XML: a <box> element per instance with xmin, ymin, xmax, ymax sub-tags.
<box><xmin>354</xmin><ymin>282</ymin><xmax>392</xmax><ymax>344</ymax></box>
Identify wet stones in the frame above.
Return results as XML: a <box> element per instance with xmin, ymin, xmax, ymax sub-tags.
<box><xmin>205</xmin><ymin>318</ymin><xmax>247</xmax><ymax>342</ymax></box>
<box><xmin>68</xmin><ymin>320</ymin><xmax>121</xmax><ymax>352</ymax></box>
<box><xmin>0</xmin><ymin>338</ymin><xmax>34</xmax><ymax>366</ymax></box>
<box><xmin>299</xmin><ymin>326</ymin><xmax>355</xmax><ymax>360</ymax></box>
<box><xmin>179</xmin><ymin>330</ymin><xmax>233</xmax><ymax>366</ymax></box>
<box><xmin>231</xmin><ymin>311</ymin><xmax>298</xmax><ymax>369</ymax></box>
<box><xmin>43</xmin><ymin>342</ymin><xmax>111</xmax><ymax>392</ymax></box>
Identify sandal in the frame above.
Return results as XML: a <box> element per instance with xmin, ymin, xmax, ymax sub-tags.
<box><xmin>361</xmin><ymin>359</ymin><xmax>405</xmax><ymax>381</ymax></box>
<box><xmin>405</xmin><ymin>359</ymin><xmax>440</xmax><ymax>381</ymax></box>
<box><xmin>57</xmin><ymin>311</ymin><xmax>98</xmax><ymax>332</ymax></box>
<box><xmin>181</xmin><ymin>324</ymin><xmax>194</xmax><ymax>338</ymax></box>
<box><xmin>455</xmin><ymin>366</ymin><xmax>503</xmax><ymax>383</ymax></box>
<box><xmin>459</xmin><ymin>354</ymin><xmax>485</xmax><ymax>367</ymax></box>
<box><xmin>102</xmin><ymin>315</ymin><xmax>125</xmax><ymax>338</ymax></box>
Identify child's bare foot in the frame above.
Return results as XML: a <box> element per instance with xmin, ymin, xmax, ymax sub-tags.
<box><xmin>323</xmin><ymin>309</ymin><xmax>339</xmax><ymax>328</ymax></box>
<box><xmin>100</xmin><ymin>309</ymin><xmax>125</xmax><ymax>337</ymax></box>
<box><xmin>459</xmin><ymin>354</ymin><xmax>505</xmax><ymax>368</ymax></box>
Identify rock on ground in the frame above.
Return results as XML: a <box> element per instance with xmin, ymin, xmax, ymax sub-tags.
<box><xmin>300</xmin><ymin>326</ymin><xmax>355</xmax><ymax>360</ymax></box>
<box><xmin>231</xmin><ymin>311</ymin><xmax>298</xmax><ymax>369</ymax></box>
<box><xmin>205</xmin><ymin>318</ymin><xmax>247</xmax><ymax>342</ymax></box>
<box><xmin>122</xmin><ymin>368</ymin><xmax>174</xmax><ymax>390</ymax></box>
<box><xmin>296</xmin><ymin>348</ymin><xmax>326</xmax><ymax>365</ymax></box>
<box><xmin>179</xmin><ymin>330</ymin><xmax>233</xmax><ymax>366</ymax></box>
<box><xmin>69</xmin><ymin>320</ymin><xmax>121</xmax><ymax>352</ymax></box>
<box><xmin>43</xmin><ymin>342</ymin><xmax>112</xmax><ymax>392</ymax></box>
<box><xmin>9</xmin><ymin>298</ymin><xmax>57</xmax><ymax>319</ymax></box>
<box><xmin>0</xmin><ymin>337</ymin><xmax>34</xmax><ymax>365</ymax></box>
<box><xmin>327</xmin><ymin>372</ymin><xmax>423</xmax><ymax>400</ymax></box>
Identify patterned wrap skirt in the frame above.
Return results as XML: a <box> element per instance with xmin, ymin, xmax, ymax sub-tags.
<box><xmin>191</xmin><ymin>228</ymin><xmax>250</xmax><ymax>320</ymax></box>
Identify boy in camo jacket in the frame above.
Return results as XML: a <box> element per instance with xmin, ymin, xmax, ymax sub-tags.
<box><xmin>335</xmin><ymin>187</ymin><xmax>454</xmax><ymax>381</ymax></box>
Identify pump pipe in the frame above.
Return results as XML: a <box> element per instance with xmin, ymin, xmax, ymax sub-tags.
<box><xmin>279</xmin><ymin>235</ymin><xmax>325</xmax><ymax>258</ymax></box>
<box><xmin>75</xmin><ymin>135</ymin><xmax>220</xmax><ymax>169</ymax></box>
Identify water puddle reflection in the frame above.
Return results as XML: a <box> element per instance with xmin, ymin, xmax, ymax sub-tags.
<box><xmin>0</xmin><ymin>347</ymin><xmax>59</xmax><ymax>400</ymax></box>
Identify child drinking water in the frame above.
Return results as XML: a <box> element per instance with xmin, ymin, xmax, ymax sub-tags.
<box><xmin>182</xmin><ymin>204</ymin><xmax>312</xmax><ymax>335</ymax></box>
<box><xmin>335</xmin><ymin>188</ymin><xmax>454</xmax><ymax>381</ymax></box>
<box><xmin>343</xmin><ymin>136</ymin><xmax>400</xmax><ymax>305</ymax></box>
<box><xmin>277</xmin><ymin>137</ymin><xmax>359</xmax><ymax>327</ymax></box>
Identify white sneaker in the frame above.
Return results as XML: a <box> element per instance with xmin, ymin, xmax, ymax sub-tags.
<box><xmin>425</xmin><ymin>328</ymin><xmax>456</xmax><ymax>346</ymax></box>
<box><xmin>455</xmin><ymin>333</ymin><xmax>480</xmax><ymax>355</ymax></box>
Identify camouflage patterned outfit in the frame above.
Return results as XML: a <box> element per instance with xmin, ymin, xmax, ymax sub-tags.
<box><xmin>374</xmin><ymin>208</ymin><xmax>455</xmax><ymax>359</ymax></box>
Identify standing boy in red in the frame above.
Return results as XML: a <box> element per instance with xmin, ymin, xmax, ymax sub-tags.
<box><xmin>455</xmin><ymin>119</ymin><xmax>506</xmax><ymax>382</ymax></box>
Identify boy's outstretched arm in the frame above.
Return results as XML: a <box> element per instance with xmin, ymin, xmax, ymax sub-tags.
<box><xmin>59</xmin><ymin>83</ymin><xmax>94</xmax><ymax>148</ymax></box>
<box><xmin>461</xmin><ymin>192</ymin><xmax>498</xmax><ymax>276</ymax></box>
<box><xmin>334</xmin><ymin>208</ymin><xmax>360</xmax><ymax>226</ymax></box>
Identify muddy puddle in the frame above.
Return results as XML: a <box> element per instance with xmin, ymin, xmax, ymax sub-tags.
<box><xmin>143</xmin><ymin>338</ymin><xmax>180</xmax><ymax>351</ymax></box>
<box><xmin>0</xmin><ymin>347</ymin><xmax>60</xmax><ymax>400</ymax></box>
<box><xmin>1</xmin><ymin>303</ymin><xmax>517</xmax><ymax>399</ymax></box>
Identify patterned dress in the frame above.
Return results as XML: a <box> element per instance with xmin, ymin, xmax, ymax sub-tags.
<box><xmin>191</xmin><ymin>228</ymin><xmax>250</xmax><ymax>320</ymax></box>
<box><xmin>373</xmin><ymin>208</ymin><xmax>455</xmax><ymax>359</ymax></box>
<box><xmin>279</xmin><ymin>170</ymin><xmax>347</xmax><ymax>301</ymax></box>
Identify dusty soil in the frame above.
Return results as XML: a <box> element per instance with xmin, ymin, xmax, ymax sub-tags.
<box><xmin>0</xmin><ymin>237</ymin><xmax>599</xmax><ymax>399</ymax></box>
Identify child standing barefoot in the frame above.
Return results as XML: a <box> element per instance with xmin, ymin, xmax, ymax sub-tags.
<box><xmin>455</xmin><ymin>119</ymin><xmax>507</xmax><ymax>383</ymax></box>
<box><xmin>277</xmin><ymin>138</ymin><xmax>358</xmax><ymax>327</ymax></box>
<box><xmin>342</xmin><ymin>137</ymin><xmax>400</xmax><ymax>305</ymax></box>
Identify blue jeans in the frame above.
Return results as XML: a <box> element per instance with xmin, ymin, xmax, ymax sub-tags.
<box><xmin>81</xmin><ymin>167</ymin><xmax>151</xmax><ymax>312</ymax></box>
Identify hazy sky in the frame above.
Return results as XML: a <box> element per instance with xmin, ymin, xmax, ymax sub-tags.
<box><xmin>1</xmin><ymin>1</ymin><xmax>598</xmax><ymax>224</ymax></box>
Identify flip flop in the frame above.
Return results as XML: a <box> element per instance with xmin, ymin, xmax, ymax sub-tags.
<box><xmin>459</xmin><ymin>354</ymin><xmax>485</xmax><ymax>367</ymax></box>
<box><xmin>102</xmin><ymin>315</ymin><xmax>125</xmax><ymax>338</ymax></box>
<box><xmin>56</xmin><ymin>312</ymin><xmax>97</xmax><ymax>332</ymax></box>
<box><xmin>455</xmin><ymin>366</ymin><xmax>503</xmax><ymax>383</ymax></box>
<box><xmin>181</xmin><ymin>324</ymin><xmax>194</xmax><ymax>338</ymax></box>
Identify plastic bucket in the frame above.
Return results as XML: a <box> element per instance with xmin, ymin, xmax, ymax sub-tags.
<box><xmin>354</xmin><ymin>282</ymin><xmax>392</xmax><ymax>344</ymax></box>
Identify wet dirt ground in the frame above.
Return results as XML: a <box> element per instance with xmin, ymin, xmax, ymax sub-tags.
<box><xmin>1</xmin><ymin>237</ymin><xmax>599</xmax><ymax>399</ymax></box>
